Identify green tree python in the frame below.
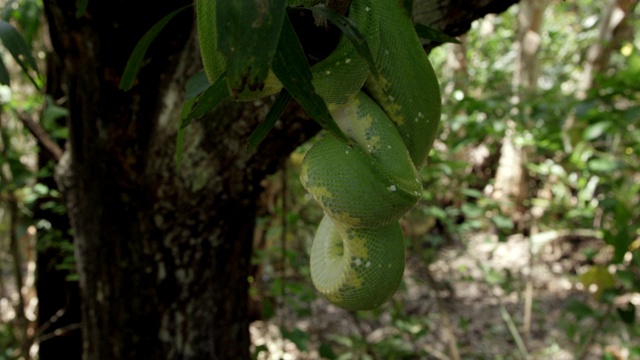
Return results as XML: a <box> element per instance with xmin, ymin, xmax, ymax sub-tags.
<box><xmin>197</xmin><ymin>0</ymin><xmax>441</xmax><ymax>310</ymax></box>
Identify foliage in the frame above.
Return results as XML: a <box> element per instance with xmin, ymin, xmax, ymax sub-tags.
<box><xmin>0</xmin><ymin>1</ymin><xmax>71</xmax><ymax>358</ymax></box>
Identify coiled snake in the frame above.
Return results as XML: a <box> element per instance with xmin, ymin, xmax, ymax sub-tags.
<box><xmin>198</xmin><ymin>0</ymin><xmax>441</xmax><ymax>310</ymax></box>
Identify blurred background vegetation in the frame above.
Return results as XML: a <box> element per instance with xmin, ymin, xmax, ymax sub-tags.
<box><xmin>0</xmin><ymin>0</ymin><xmax>639</xmax><ymax>359</ymax></box>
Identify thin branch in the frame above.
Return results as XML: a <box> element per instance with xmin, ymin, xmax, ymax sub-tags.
<box><xmin>16</xmin><ymin>111</ymin><xmax>63</xmax><ymax>162</ymax></box>
<box><xmin>37</xmin><ymin>323</ymin><xmax>82</xmax><ymax>344</ymax></box>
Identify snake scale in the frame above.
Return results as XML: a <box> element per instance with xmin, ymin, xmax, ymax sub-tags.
<box><xmin>197</xmin><ymin>0</ymin><xmax>441</xmax><ymax>311</ymax></box>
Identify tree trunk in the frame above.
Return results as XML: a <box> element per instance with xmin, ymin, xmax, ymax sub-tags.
<box><xmin>42</xmin><ymin>0</ymin><xmax>520</xmax><ymax>358</ymax></box>
<box><xmin>43</xmin><ymin>1</ymin><xmax>310</xmax><ymax>358</ymax></box>
<box><xmin>491</xmin><ymin>0</ymin><xmax>546</xmax><ymax>221</ymax></box>
<box><xmin>579</xmin><ymin>0</ymin><xmax>637</xmax><ymax>96</ymax></box>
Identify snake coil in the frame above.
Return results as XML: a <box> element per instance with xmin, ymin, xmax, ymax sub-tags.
<box><xmin>198</xmin><ymin>0</ymin><xmax>441</xmax><ymax>311</ymax></box>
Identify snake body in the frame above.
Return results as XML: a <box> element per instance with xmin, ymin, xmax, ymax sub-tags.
<box><xmin>198</xmin><ymin>0</ymin><xmax>441</xmax><ymax>310</ymax></box>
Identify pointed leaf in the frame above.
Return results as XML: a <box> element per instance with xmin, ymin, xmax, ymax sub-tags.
<box><xmin>0</xmin><ymin>20</ymin><xmax>39</xmax><ymax>87</ymax></box>
<box><xmin>119</xmin><ymin>5</ymin><xmax>191</xmax><ymax>91</ymax></box>
<box><xmin>304</xmin><ymin>6</ymin><xmax>378</xmax><ymax>77</ymax></box>
<box><xmin>414</xmin><ymin>24</ymin><xmax>460</xmax><ymax>44</ymax></box>
<box><xmin>583</xmin><ymin>121</ymin><xmax>612</xmax><ymax>140</ymax></box>
<box><xmin>247</xmin><ymin>89</ymin><xmax>291</xmax><ymax>152</ymax></box>
<box><xmin>271</xmin><ymin>14</ymin><xmax>347</xmax><ymax>143</ymax></box>
<box><xmin>216</xmin><ymin>0</ymin><xmax>286</xmax><ymax>96</ymax></box>
<box><xmin>185</xmin><ymin>71</ymin><xmax>211</xmax><ymax>100</ymax></box>
<box><xmin>183</xmin><ymin>72</ymin><xmax>230</xmax><ymax>127</ymax></box>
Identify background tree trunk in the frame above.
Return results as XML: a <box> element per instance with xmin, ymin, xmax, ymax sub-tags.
<box><xmin>42</xmin><ymin>0</ymin><xmax>520</xmax><ymax>358</ymax></box>
<box><xmin>491</xmin><ymin>0</ymin><xmax>547</xmax><ymax>222</ymax></box>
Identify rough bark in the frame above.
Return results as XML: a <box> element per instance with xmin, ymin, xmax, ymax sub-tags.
<box><xmin>44</xmin><ymin>0</ymin><xmax>320</xmax><ymax>357</ymax></box>
<box><xmin>414</xmin><ymin>0</ymin><xmax>520</xmax><ymax>50</ymax></box>
<box><xmin>41</xmin><ymin>0</ymin><xmax>520</xmax><ymax>359</ymax></box>
<box><xmin>36</xmin><ymin>37</ymin><xmax>82</xmax><ymax>360</ymax></box>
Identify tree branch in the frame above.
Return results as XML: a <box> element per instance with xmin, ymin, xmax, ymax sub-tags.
<box><xmin>17</xmin><ymin>112</ymin><xmax>63</xmax><ymax>162</ymax></box>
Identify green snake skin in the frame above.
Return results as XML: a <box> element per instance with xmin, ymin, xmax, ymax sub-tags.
<box><xmin>197</xmin><ymin>0</ymin><xmax>441</xmax><ymax>311</ymax></box>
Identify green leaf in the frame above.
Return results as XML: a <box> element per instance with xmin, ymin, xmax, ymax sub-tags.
<box><xmin>304</xmin><ymin>6</ymin><xmax>378</xmax><ymax>77</ymax></box>
<box><xmin>252</xmin><ymin>344</ymin><xmax>268</xmax><ymax>360</ymax></box>
<box><xmin>216</xmin><ymin>0</ymin><xmax>286</xmax><ymax>96</ymax></box>
<box><xmin>414</xmin><ymin>24</ymin><xmax>460</xmax><ymax>44</ymax></box>
<box><xmin>185</xmin><ymin>71</ymin><xmax>211</xmax><ymax>100</ymax></box>
<box><xmin>271</xmin><ymin>14</ymin><xmax>347</xmax><ymax>143</ymax></box>
<box><xmin>579</xmin><ymin>265</ymin><xmax>615</xmax><ymax>300</ymax></box>
<box><xmin>461</xmin><ymin>188</ymin><xmax>483</xmax><ymax>198</ymax></box>
<box><xmin>587</xmin><ymin>157</ymin><xmax>616</xmax><ymax>172</ymax></box>
<box><xmin>76</xmin><ymin>0</ymin><xmax>90</xmax><ymax>18</ymax></box>
<box><xmin>183</xmin><ymin>72</ymin><xmax>230</xmax><ymax>127</ymax></box>
<box><xmin>281</xmin><ymin>327</ymin><xmax>309</xmax><ymax>352</ymax></box>
<box><xmin>247</xmin><ymin>89</ymin><xmax>292</xmax><ymax>152</ymax></box>
<box><xmin>0</xmin><ymin>20</ymin><xmax>39</xmax><ymax>87</ymax></box>
<box><xmin>119</xmin><ymin>5</ymin><xmax>191</xmax><ymax>91</ymax></box>
<box><xmin>616</xmin><ymin>302</ymin><xmax>636</xmax><ymax>325</ymax></box>
<box><xmin>319</xmin><ymin>343</ymin><xmax>337</xmax><ymax>360</ymax></box>
<box><xmin>492</xmin><ymin>214</ymin><xmax>514</xmax><ymax>230</ymax></box>
<box><xmin>565</xmin><ymin>299</ymin><xmax>595</xmax><ymax>321</ymax></box>
<box><xmin>582</xmin><ymin>121</ymin><xmax>612</xmax><ymax>141</ymax></box>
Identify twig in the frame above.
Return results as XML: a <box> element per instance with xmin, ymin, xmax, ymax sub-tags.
<box><xmin>498</xmin><ymin>300</ymin><xmax>529</xmax><ymax>359</ymax></box>
<box><xmin>33</xmin><ymin>306</ymin><xmax>68</xmax><ymax>339</ymax></box>
<box><xmin>16</xmin><ymin>111</ymin><xmax>63</xmax><ymax>162</ymax></box>
<box><xmin>37</xmin><ymin>323</ymin><xmax>81</xmax><ymax>343</ymax></box>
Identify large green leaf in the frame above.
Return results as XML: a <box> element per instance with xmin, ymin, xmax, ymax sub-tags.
<box><xmin>119</xmin><ymin>5</ymin><xmax>191</xmax><ymax>91</ymax></box>
<box><xmin>271</xmin><ymin>14</ymin><xmax>347</xmax><ymax>143</ymax></box>
<box><xmin>0</xmin><ymin>20</ymin><xmax>39</xmax><ymax>87</ymax></box>
<box><xmin>216</xmin><ymin>0</ymin><xmax>286</xmax><ymax>96</ymax></box>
